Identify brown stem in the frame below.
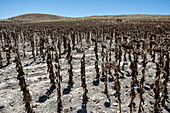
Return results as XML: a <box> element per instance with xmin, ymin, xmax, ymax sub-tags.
<box><xmin>14</xmin><ymin>52</ymin><xmax>34</xmax><ymax>113</ymax></box>
<box><xmin>81</xmin><ymin>53</ymin><xmax>88</xmax><ymax>102</ymax></box>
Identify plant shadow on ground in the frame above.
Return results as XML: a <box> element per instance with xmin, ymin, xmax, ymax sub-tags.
<box><xmin>0</xmin><ymin>106</ymin><xmax>4</xmax><ymax>110</ymax></box>
<box><xmin>99</xmin><ymin>74</ymin><xmax>114</xmax><ymax>83</ymax></box>
<box><xmin>165</xmin><ymin>106</ymin><xmax>170</xmax><ymax>112</ymax></box>
<box><xmin>23</xmin><ymin>60</ymin><xmax>34</xmax><ymax>67</ymax></box>
<box><xmin>77</xmin><ymin>101</ymin><xmax>88</xmax><ymax>113</ymax></box>
<box><xmin>125</xmin><ymin>71</ymin><xmax>132</xmax><ymax>77</ymax></box>
<box><xmin>108</xmin><ymin>74</ymin><xmax>114</xmax><ymax>82</ymax></box>
<box><xmin>93</xmin><ymin>78</ymin><xmax>100</xmax><ymax>86</ymax></box>
<box><xmin>63</xmin><ymin>83</ymin><xmax>73</xmax><ymax>95</ymax></box>
<box><xmin>104</xmin><ymin>93</ymin><xmax>111</xmax><ymax>108</ymax></box>
<box><xmin>0</xmin><ymin>63</ymin><xmax>9</xmax><ymax>69</ymax></box>
<box><xmin>38</xmin><ymin>86</ymin><xmax>56</xmax><ymax>103</ymax></box>
<box><xmin>118</xmin><ymin>70</ymin><xmax>125</xmax><ymax>79</ymax></box>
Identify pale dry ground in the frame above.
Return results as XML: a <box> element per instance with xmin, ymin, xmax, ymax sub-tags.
<box><xmin>0</xmin><ymin>39</ymin><xmax>169</xmax><ymax>113</ymax></box>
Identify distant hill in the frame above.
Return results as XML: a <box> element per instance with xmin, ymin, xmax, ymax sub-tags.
<box><xmin>1</xmin><ymin>14</ymin><xmax>169</xmax><ymax>23</ymax></box>
<box><xmin>79</xmin><ymin>14</ymin><xmax>170</xmax><ymax>20</ymax></box>
<box><xmin>8</xmin><ymin>13</ymin><xmax>69</xmax><ymax>21</ymax></box>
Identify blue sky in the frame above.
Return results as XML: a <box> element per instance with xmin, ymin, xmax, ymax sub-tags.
<box><xmin>0</xmin><ymin>0</ymin><xmax>170</xmax><ymax>19</ymax></box>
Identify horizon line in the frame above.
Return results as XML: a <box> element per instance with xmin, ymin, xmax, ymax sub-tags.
<box><xmin>1</xmin><ymin>13</ymin><xmax>170</xmax><ymax>19</ymax></box>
